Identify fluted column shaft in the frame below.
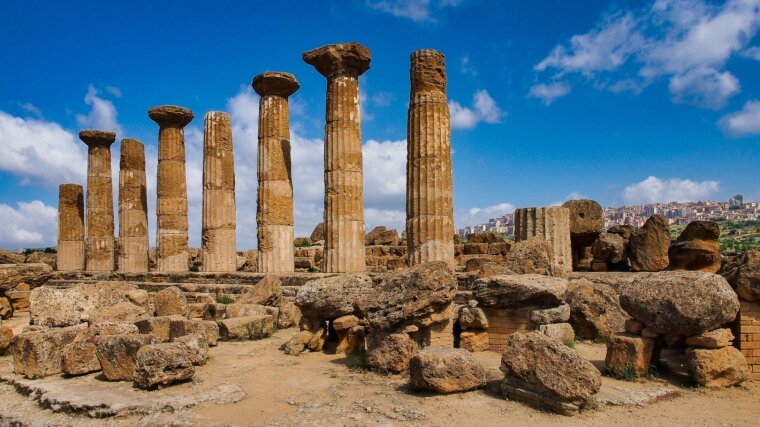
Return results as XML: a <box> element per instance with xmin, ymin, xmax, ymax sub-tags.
<box><xmin>57</xmin><ymin>184</ymin><xmax>85</xmax><ymax>270</ymax></box>
<box><xmin>514</xmin><ymin>206</ymin><xmax>572</xmax><ymax>276</ymax></box>
<box><xmin>202</xmin><ymin>112</ymin><xmax>237</xmax><ymax>272</ymax></box>
<box><xmin>118</xmin><ymin>139</ymin><xmax>149</xmax><ymax>272</ymax></box>
<box><xmin>406</xmin><ymin>49</ymin><xmax>454</xmax><ymax>267</ymax></box>
<box><xmin>81</xmin><ymin>131</ymin><xmax>116</xmax><ymax>272</ymax></box>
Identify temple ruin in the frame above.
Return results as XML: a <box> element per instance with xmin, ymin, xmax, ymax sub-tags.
<box><xmin>118</xmin><ymin>139</ymin><xmax>149</xmax><ymax>273</ymax></box>
<box><xmin>56</xmin><ymin>184</ymin><xmax>85</xmax><ymax>271</ymax></box>
<box><xmin>80</xmin><ymin>130</ymin><xmax>116</xmax><ymax>272</ymax></box>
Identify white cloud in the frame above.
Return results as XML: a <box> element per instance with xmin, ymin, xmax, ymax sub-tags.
<box><xmin>719</xmin><ymin>100</ymin><xmax>760</xmax><ymax>136</ymax></box>
<box><xmin>622</xmin><ymin>176</ymin><xmax>720</xmax><ymax>204</ymax></box>
<box><xmin>105</xmin><ymin>86</ymin><xmax>122</xmax><ymax>98</ymax></box>
<box><xmin>742</xmin><ymin>46</ymin><xmax>760</xmax><ymax>60</ymax></box>
<box><xmin>0</xmin><ymin>111</ymin><xmax>87</xmax><ymax>186</ymax></box>
<box><xmin>534</xmin><ymin>0</ymin><xmax>760</xmax><ymax>109</ymax></box>
<box><xmin>75</xmin><ymin>84</ymin><xmax>122</xmax><ymax>133</ymax></box>
<box><xmin>366</xmin><ymin>0</ymin><xmax>463</xmax><ymax>22</ymax></box>
<box><xmin>528</xmin><ymin>82</ymin><xmax>572</xmax><ymax>105</ymax></box>
<box><xmin>459</xmin><ymin>56</ymin><xmax>478</xmax><ymax>76</ymax></box>
<box><xmin>21</xmin><ymin>103</ymin><xmax>42</xmax><ymax>117</ymax></box>
<box><xmin>456</xmin><ymin>202</ymin><xmax>515</xmax><ymax>228</ymax></box>
<box><xmin>449</xmin><ymin>90</ymin><xmax>505</xmax><ymax>129</ymax></box>
<box><xmin>0</xmin><ymin>200</ymin><xmax>57</xmax><ymax>249</ymax></box>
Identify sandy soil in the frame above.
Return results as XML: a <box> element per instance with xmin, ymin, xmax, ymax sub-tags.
<box><xmin>1</xmin><ymin>314</ymin><xmax>759</xmax><ymax>427</ymax></box>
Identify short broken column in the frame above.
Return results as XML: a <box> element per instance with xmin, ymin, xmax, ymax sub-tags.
<box><xmin>57</xmin><ymin>184</ymin><xmax>85</xmax><ymax>271</ymax></box>
<box><xmin>149</xmin><ymin>106</ymin><xmax>194</xmax><ymax>272</ymax></box>
<box><xmin>303</xmin><ymin>42</ymin><xmax>370</xmax><ymax>273</ymax></box>
<box><xmin>514</xmin><ymin>207</ymin><xmax>572</xmax><ymax>277</ymax></box>
<box><xmin>80</xmin><ymin>130</ymin><xmax>116</xmax><ymax>272</ymax></box>
<box><xmin>118</xmin><ymin>139</ymin><xmax>149</xmax><ymax>272</ymax></box>
<box><xmin>252</xmin><ymin>72</ymin><xmax>299</xmax><ymax>273</ymax></box>
<box><xmin>406</xmin><ymin>49</ymin><xmax>455</xmax><ymax>267</ymax></box>
<box><xmin>201</xmin><ymin>111</ymin><xmax>237</xmax><ymax>272</ymax></box>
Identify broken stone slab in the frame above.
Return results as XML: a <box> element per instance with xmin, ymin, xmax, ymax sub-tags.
<box><xmin>366</xmin><ymin>332</ymin><xmax>417</xmax><ymax>374</ymax></box>
<box><xmin>29</xmin><ymin>281</ymin><xmax>141</xmax><ymax>327</ymax></box>
<box><xmin>686</xmin><ymin>346</ymin><xmax>749</xmax><ymax>388</ymax></box>
<box><xmin>685</xmin><ymin>328</ymin><xmax>734</xmax><ymax>349</ymax></box>
<box><xmin>459</xmin><ymin>305</ymin><xmax>488</xmax><ymax>330</ymax></box>
<box><xmin>409</xmin><ymin>346</ymin><xmax>487</xmax><ymax>393</ymax></box>
<box><xmin>605</xmin><ymin>333</ymin><xmax>655</xmax><ymax>378</ymax></box>
<box><xmin>276</xmin><ymin>298</ymin><xmax>301</xmax><ymax>329</ymax></box>
<box><xmin>295</xmin><ymin>273</ymin><xmax>373</xmax><ymax>319</ymax></box>
<box><xmin>0</xmin><ymin>263</ymin><xmax>53</xmax><ymax>292</ymax></box>
<box><xmin>474</xmin><ymin>274</ymin><xmax>568</xmax><ymax>308</ymax></box>
<box><xmin>332</xmin><ymin>315</ymin><xmax>359</xmax><ymax>331</ymax></box>
<box><xmin>0</xmin><ymin>325</ymin><xmax>13</xmax><ymax>353</ymax></box>
<box><xmin>538</xmin><ymin>323</ymin><xmax>574</xmax><ymax>343</ymax></box>
<box><xmin>88</xmin><ymin>301</ymin><xmax>149</xmax><ymax>324</ymax></box>
<box><xmin>282</xmin><ymin>330</ymin><xmax>313</xmax><ymax>356</ymax></box>
<box><xmin>134</xmin><ymin>315</ymin><xmax>186</xmax><ymax>342</ymax></box>
<box><xmin>565</xmin><ymin>278</ymin><xmax>628</xmax><ymax>340</ymax></box>
<box><xmin>628</xmin><ymin>214</ymin><xmax>670</xmax><ymax>272</ymax></box>
<box><xmin>235</xmin><ymin>274</ymin><xmax>282</xmax><ymax>306</ymax></box>
<box><xmin>133</xmin><ymin>342</ymin><xmax>194</xmax><ymax>389</ymax></box>
<box><xmin>217</xmin><ymin>314</ymin><xmax>274</xmax><ymax>341</ymax></box>
<box><xmin>11</xmin><ymin>324</ymin><xmax>85</xmax><ymax>379</ymax></box>
<box><xmin>153</xmin><ymin>286</ymin><xmax>188</xmax><ymax>317</ymax></box>
<box><xmin>530</xmin><ymin>303</ymin><xmax>570</xmax><ymax>325</ymax></box>
<box><xmin>95</xmin><ymin>333</ymin><xmax>157</xmax><ymax>381</ymax></box>
<box><xmin>167</xmin><ymin>318</ymin><xmax>220</xmax><ymax>347</ymax></box>
<box><xmin>174</xmin><ymin>334</ymin><xmax>209</xmax><ymax>366</ymax></box>
<box><xmin>459</xmin><ymin>330</ymin><xmax>489</xmax><ymax>352</ymax></box>
<box><xmin>225</xmin><ymin>303</ymin><xmax>278</xmax><ymax>319</ymax></box>
<box><xmin>62</xmin><ymin>341</ymin><xmax>100</xmax><ymax>376</ymax></box>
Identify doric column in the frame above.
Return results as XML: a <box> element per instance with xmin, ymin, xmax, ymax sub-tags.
<box><xmin>201</xmin><ymin>111</ymin><xmax>237</xmax><ymax>272</ymax></box>
<box><xmin>406</xmin><ymin>49</ymin><xmax>455</xmax><ymax>267</ymax></box>
<box><xmin>57</xmin><ymin>184</ymin><xmax>85</xmax><ymax>271</ymax></box>
<box><xmin>118</xmin><ymin>139</ymin><xmax>149</xmax><ymax>272</ymax></box>
<box><xmin>80</xmin><ymin>130</ymin><xmax>116</xmax><ymax>272</ymax></box>
<box><xmin>303</xmin><ymin>42</ymin><xmax>371</xmax><ymax>273</ymax></box>
<box><xmin>252</xmin><ymin>72</ymin><xmax>299</xmax><ymax>273</ymax></box>
<box><xmin>514</xmin><ymin>207</ymin><xmax>572</xmax><ymax>277</ymax></box>
<box><xmin>148</xmin><ymin>106</ymin><xmax>194</xmax><ymax>272</ymax></box>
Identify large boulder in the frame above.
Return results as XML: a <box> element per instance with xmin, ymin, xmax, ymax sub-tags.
<box><xmin>96</xmin><ymin>333</ymin><xmax>157</xmax><ymax>381</ymax></box>
<box><xmin>591</xmin><ymin>233</ymin><xmax>626</xmax><ymax>264</ymax></box>
<box><xmin>628</xmin><ymin>215</ymin><xmax>670</xmax><ymax>272</ymax></box>
<box><xmin>409</xmin><ymin>346</ymin><xmax>487</xmax><ymax>393</ymax></box>
<box><xmin>295</xmin><ymin>274</ymin><xmax>372</xmax><ymax>319</ymax></box>
<box><xmin>30</xmin><ymin>281</ymin><xmax>141</xmax><ymax>327</ymax></box>
<box><xmin>88</xmin><ymin>301</ymin><xmax>150</xmax><ymax>324</ymax></box>
<box><xmin>0</xmin><ymin>249</ymin><xmax>26</xmax><ymax>264</ymax></box>
<box><xmin>153</xmin><ymin>286</ymin><xmax>188</xmax><ymax>317</ymax></box>
<box><xmin>501</xmin><ymin>239</ymin><xmax>552</xmax><ymax>275</ymax></box>
<box><xmin>473</xmin><ymin>274</ymin><xmax>567</xmax><ymax>308</ymax></box>
<box><xmin>0</xmin><ymin>263</ymin><xmax>53</xmax><ymax>292</ymax></box>
<box><xmin>10</xmin><ymin>325</ymin><xmax>84</xmax><ymax>378</ymax></box>
<box><xmin>133</xmin><ymin>342</ymin><xmax>194</xmax><ymax>389</ymax></box>
<box><xmin>237</xmin><ymin>275</ymin><xmax>282</xmax><ymax>306</ymax></box>
<box><xmin>355</xmin><ymin>261</ymin><xmax>457</xmax><ymax>331</ymax></box>
<box><xmin>217</xmin><ymin>314</ymin><xmax>275</xmax><ymax>340</ymax></box>
<box><xmin>619</xmin><ymin>272</ymin><xmax>739</xmax><ymax>336</ymax></box>
<box><xmin>720</xmin><ymin>250</ymin><xmax>760</xmax><ymax>301</ymax></box>
<box><xmin>365</xmin><ymin>226</ymin><xmax>399</xmax><ymax>245</ymax></box>
<box><xmin>500</xmin><ymin>332</ymin><xmax>601</xmax><ymax>415</ymax></box>
<box><xmin>565</xmin><ymin>279</ymin><xmax>628</xmax><ymax>339</ymax></box>
<box><xmin>605</xmin><ymin>333</ymin><xmax>655</xmax><ymax>378</ymax></box>
<box><xmin>25</xmin><ymin>251</ymin><xmax>57</xmax><ymax>269</ymax></box>
<box><xmin>686</xmin><ymin>346</ymin><xmax>749</xmax><ymax>388</ymax></box>
<box><xmin>366</xmin><ymin>332</ymin><xmax>417</xmax><ymax>373</ymax></box>
<box><xmin>669</xmin><ymin>221</ymin><xmax>721</xmax><ymax>273</ymax></box>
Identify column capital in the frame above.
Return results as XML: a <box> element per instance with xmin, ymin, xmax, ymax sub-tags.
<box><xmin>303</xmin><ymin>42</ymin><xmax>371</xmax><ymax>78</ymax></box>
<box><xmin>252</xmin><ymin>72</ymin><xmax>300</xmax><ymax>97</ymax></box>
<box><xmin>79</xmin><ymin>130</ymin><xmax>116</xmax><ymax>147</ymax></box>
<box><xmin>148</xmin><ymin>105</ymin><xmax>194</xmax><ymax>127</ymax></box>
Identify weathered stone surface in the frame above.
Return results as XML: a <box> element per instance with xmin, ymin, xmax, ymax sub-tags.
<box><xmin>591</xmin><ymin>233</ymin><xmax>626</xmax><ymax>264</ymax></box>
<box><xmin>225</xmin><ymin>303</ymin><xmax>278</xmax><ymax>319</ymax></box>
<box><xmin>276</xmin><ymin>298</ymin><xmax>301</xmax><ymax>329</ymax></box>
<box><xmin>295</xmin><ymin>274</ymin><xmax>372</xmax><ymax>319</ymax></box>
<box><xmin>62</xmin><ymin>341</ymin><xmax>100</xmax><ymax>376</ymax></box>
<box><xmin>720</xmin><ymin>250</ymin><xmax>760</xmax><ymax>301</ymax></box>
<box><xmin>154</xmin><ymin>286</ymin><xmax>188</xmax><ymax>317</ymax></box>
<box><xmin>563</xmin><ymin>199</ymin><xmax>603</xmax><ymax>245</ymax></box>
<box><xmin>686</xmin><ymin>346</ymin><xmax>749</xmax><ymax>388</ymax></box>
<box><xmin>134</xmin><ymin>315</ymin><xmax>185</xmax><ymax>342</ymax></box>
<box><xmin>11</xmin><ymin>325</ymin><xmax>84</xmax><ymax>378</ymax></box>
<box><xmin>685</xmin><ymin>328</ymin><xmax>734</xmax><ymax>348</ymax></box>
<box><xmin>366</xmin><ymin>226</ymin><xmax>399</xmax><ymax>246</ymax></box>
<box><xmin>356</xmin><ymin>261</ymin><xmax>457</xmax><ymax>331</ymax></box>
<box><xmin>474</xmin><ymin>274</ymin><xmax>567</xmax><ymax>308</ymax></box>
<box><xmin>500</xmin><ymin>332</ymin><xmax>601</xmax><ymax>413</ymax></box>
<box><xmin>530</xmin><ymin>304</ymin><xmax>570</xmax><ymax>325</ymax></box>
<box><xmin>217</xmin><ymin>314</ymin><xmax>275</xmax><ymax>341</ymax></box>
<box><xmin>81</xmin><ymin>129</ymin><xmax>116</xmax><ymax>272</ymax></box>
<box><xmin>565</xmin><ymin>279</ymin><xmax>628</xmax><ymax>340</ymax></box>
<box><xmin>0</xmin><ymin>325</ymin><xmax>13</xmax><ymax>353</ymax></box>
<box><xmin>619</xmin><ymin>271</ymin><xmax>739</xmax><ymax>336</ymax></box>
<box><xmin>0</xmin><ymin>248</ymin><xmax>26</xmax><ymax>264</ymax></box>
<box><xmin>174</xmin><ymin>334</ymin><xmax>209</xmax><ymax>366</ymax></box>
<box><xmin>0</xmin><ymin>297</ymin><xmax>12</xmax><ymax>319</ymax></box>
<box><xmin>459</xmin><ymin>330</ymin><xmax>489</xmax><ymax>352</ymax></box>
<box><xmin>467</xmin><ymin>232</ymin><xmax>502</xmax><ymax>244</ymax></box>
<box><xmin>629</xmin><ymin>215</ymin><xmax>670</xmax><ymax>272</ymax></box>
<box><xmin>459</xmin><ymin>305</ymin><xmax>488</xmax><ymax>330</ymax></box>
<box><xmin>236</xmin><ymin>275</ymin><xmax>282</xmax><ymax>306</ymax></box>
<box><xmin>134</xmin><ymin>342</ymin><xmax>194</xmax><ymax>389</ymax></box>
<box><xmin>367</xmin><ymin>332</ymin><xmax>417</xmax><ymax>373</ymax></box>
<box><xmin>282</xmin><ymin>330</ymin><xmax>313</xmax><ymax>356</ymax></box>
<box><xmin>538</xmin><ymin>323</ymin><xmax>574</xmax><ymax>342</ymax></box>
<box><xmin>501</xmin><ymin>239</ymin><xmax>552</xmax><ymax>276</ymax></box>
<box><xmin>96</xmin><ymin>333</ymin><xmax>157</xmax><ymax>381</ymax></box>
<box><xmin>669</xmin><ymin>221</ymin><xmax>721</xmax><ymax>273</ymax></box>
<box><xmin>0</xmin><ymin>263</ymin><xmax>53</xmax><ymax>292</ymax></box>
<box><xmin>624</xmin><ymin>319</ymin><xmax>644</xmax><ymax>335</ymax></box>
<box><xmin>168</xmin><ymin>319</ymin><xmax>219</xmax><ymax>347</ymax></box>
<box><xmin>309</xmin><ymin>222</ymin><xmax>325</xmax><ymax>242</ymax></box>
<box><xmin>118</xmin><ymin>139</ymin><xmax>149</xmax><ymax>273</ymax></box>
<box><xmin>409</xmin><ymin>346</ymin><xmax>486</xmax><ymax>393</ymax></box>
<box><xmin>605</xmin><ymin>333</ymin><xmax>655</xmax><ymax>378</ymax></box>
<box><xmin>88</xmin><ymin>301</ymin><xmax>149</xmax><ymax>325</ymax></box>
<box><xmin>514</xmin><ymin>207</ymin><xmax>572</xmax><ymax>276</ymax></box>
<box><xmin>332</xmin><ymin>315</ymin><xmax>359</xmax><ymax>331</ymax></box>
<box><xmin>29</xmin><ymin>281</ymin><xmax>139</xmax><ymax>327</ymax></box>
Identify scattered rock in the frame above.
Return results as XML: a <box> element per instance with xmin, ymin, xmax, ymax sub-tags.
<box><xmin>88</xmin><ymin>301</ymin><xmax>149</xmax><ymax>324</ymax></box>
<box><xmin>134</xmin><ymin>315</ymin><xmax>186</xmax><ymax>342</ymax></box>
<box><xmin>530</xmin><ymin>304</ymin><xmax>570</xmax><ymax>325</ymax></box>
<box><xmin>669</xmin><ymin>221</ymin><xmax>721</xmax><ymax>273</ymax></box>
<box><xmin>686</xmin><ymin>346</ymin><xmax>749</xmax><ymax>388</ymax></box>
<box><xmin>0</xmin><ymin>325</ymin><xmax>13</xmax><ymax>353</ymax></box>
<box><xmin>217</xmin><ymin>314</ymin><xmax>275</xmax><ymax>341</ymax></box>
<box><xmin>366</xmin><ymin>226</ymin><xmax>399</xmax><ymax>245</ymax></box>
<box><xmin>624</xmin><ymin>319</ymin><xmax>644</xmax><ymax>335</ymax></box>
<box><xmin>459</xmin><ymin>330</ymin><xmax>489</xmax><ymax>352</ymax></box>
<box><xmin>153</xmin><ymin>287</ymin><xmax>188</xmax><ymax>317</ymax></box>
<box><xmin>134</xmin><ymin>342</ymin><xmax>195</xmax><ymax>389</ymax></box>
<box><xmin>30</xmin><ymin>281</ymin><xmax>140</xmax><ymax>327</ymax></box>
<box><xmin>459</xmin><ymin>305</ymin><xmax>488</xmax><ymax>330</ymax></box>
<box><xmin>237</xmin><ymin>275</ymin><xmax>282</xmax><ymax>306</ymax></box>
<box><xmin>0</xmin><ymin>248</ymin><xmax>26</xmax><ymax>264</ymax></box>
<box><xmin>565</xmin><ymin>279</ymin><xmax>628</xmax><ymax>340</ymax></box>
<box><xmin>591</xmin><ymin>233</ymin><xmax>626</xmax><ymax>264</ymax></box>
<box><xmin>276</xmin><ymin>298</ymin><xmax>301</xmax><ymax>329</ymax></box>
<box><xmin>367</xmin><ymin>332</ymin><xmax>417</xmax><ymax>373</ymax></box>
<box><xmin>685</xmin><ymin>328</ymin><xmax>734</xmax><ymax>349</ymax></box>
<box><xmin>474</xmin><ymin>274</ymin><xmax>567</xmax><ymax>308</ymax></box>
<box><xmin>11</xmin><ymin>325</ymin><xmax>84</xmax><ymax>379</ymax></box>
<box><xmin>310</xmin><ymin>222</ymin><xmax>325</xmax><ymax>242</ymax></box>
<box><xmin>409</xmin><ymin>346</ymin><xmax>486</xmax><ymax>393</ymax></box>
<box><xmin>0</xmin><ymin>263</ymin><xmax>53</xmax><ymax>292</ymax></box>
<box><xmin>563</xmin><ymin>199</ymin><xmax>603</xmax><ymax>247</ymax></box>
<box><xmin>502</xmin><ymin>240</ymin><xmax>552</xmax><ymax>275</ymax></box>
<box><xmin>605</xmin><ymin>333</ymin><xmax>655</xmax><ymax>378</ymax></box>
<box><xmin>720</xmin><ymin>250</ymin><xmax>760</xmax><ymax>302</ymax></box>
<box><xmin>629</xmin><ymin>215</ymin><xmax>670</xmax><ymax>272</ymax></box>
<box><xmin>174</xmin><ymin>334</ymin><xmax>209</xmax><ymax>365</ymax></box>
<box><xmin>62</xmin><ymin>341</ymin><xmax>100</xmax><ymax>376</ymax></box>
<box><xmin>295</xmin><ymin>274</ymin><xmax>372</xmax><ymax>319</ymax></box>
<box><xmin>619</xmin><ymin>271</ymin><xmax>739</xmax><ymax>336</ymax></box>
<box><xmin>467</xmin><ymin>232</ymin><xmax>502</xmax><ymax>244</ymax></box>
<box><xmin>538</xmin><ymin>323</ymin><xmax>574</xmax><ymax>342</ymax></box>
<box><xmin>96</xmin><ymin>333</ymin><xmax>157</xmax><ymax>381</ymax></box>
<box><xmin>282</xmin><ymin>330</ymin><xmax>313</xmax><ymax>356</ymax></box>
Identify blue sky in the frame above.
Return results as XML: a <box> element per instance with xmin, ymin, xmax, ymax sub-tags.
<box><xmin>1</xmin><ymin>0</ymin><xmax>759</xmax><ymax>249</ymax></box>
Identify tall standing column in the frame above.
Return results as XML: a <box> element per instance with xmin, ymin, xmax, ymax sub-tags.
<box><xmin>80</xmin><ymin>130</ymin><xmax>116</xmax><ymax>272</ymax></box>
<box><xmin>252</xmin><ymin>72</ymin><xmax>299</xmax><ymax>273</ymax></box>
<box><xmin>118</xmin><ymin>139</ymin><xmax>149</xmax><ymax>272</ymax></box>
<box><xmin>406</xmin><ymin>49</ymin><xmax>455</xmax><ymax>267</ymax></box>
<box><xmin>149</xmin><ymin>106</ymin><xmax>194</xmax><ymax>272</ymax></box>
<box><xmin>514</xmin><ymin>206</ymin><xmax>572</xmax><ymax>277</ymax></box>
<box><xmin>57</xmin><ymin>184</ymin><xmax>85</xmax><ymax>271</ymax></box>
<box><xmin>201</xmin><ymin>112</ymin><xmax>237</xmax><ymax>272</ymax></box>
<box><xmin>303</xmin><ymin>42</ymin><xmax>371</xmax><ymax>273</ymax></box>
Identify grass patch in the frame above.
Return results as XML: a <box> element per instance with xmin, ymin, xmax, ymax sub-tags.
<box><xmin>307</xmin><ymin>267</ymin><xmax>319</xmax><ymax>273</ymax></box>
<box><xmin>645</xmin><ymin>364</ymin><xmax>659</xmax><ymax>380</ymax></box>
<box><xmin>189</xmin><ymin>264</ymin><xmax>201</xmax><ymax>272</ymax></box>
<box><xmin>581</xmin><ymin>396</ymin><xmax>601</xmax><ymax>412</ymax></box>
<box><xmin>563</xmin><ymin>338</ymin><xmax>577</xmax><ymax>349</ymax></box>
<box><xmin>215</xmin><ymin>292</ymin><xmax>232</xmax><ymax>304</ymax></box>
<box><xmin>143</xmin><ymin>285</ymin><xmax>163</xmax><ymax>293</ymax></box>
<box><xmin>606</xmin><ymin>364</ymin><xmax>637</xmax><ymax>381</ymax></box>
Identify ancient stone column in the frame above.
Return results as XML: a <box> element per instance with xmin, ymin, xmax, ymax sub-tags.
<box><xmin>406</xmin><ymin>49</ymin><xmax>455</xmax><ymax>267</ymax></box>
<box><xmin>252</xmin><ymin>72</ymin><xmax>299</xmax><ymax>273</ymax></box>
<box><xmin>303</xmin><ymin>42</ymin><xmax>370</xmax><ymax>273</ymax></box>
<box><xmin>80</xmin><ymin>130</ymin><xmax>116</xmax><ymax>272</ymax></box>
<box><xmin>148</xmin><ymin>106</ymin><xmax>194</xmax><ymax>272</ymax></box>
<box><xmin>118</xmin><ymin>139</ymin><xmax>149</xmax><ymax>272</ymax></box>
<box><xmin>201</xmin><ymin>111</ymin><xmax>237</xmax><ymax>272</ymax></box>
<box><xmin>514</xmin><ymin>207</ymin><xmax>572</xmax><ymax>277</ymax></box>
<box><xmin>57</xmin><ymin>184</ymin><xmax>85</xmax><ymax>271</ymax></box>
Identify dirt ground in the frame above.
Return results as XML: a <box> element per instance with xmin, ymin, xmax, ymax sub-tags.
<box><xmin>1</xmin><ymin>313</ymin><xmax>759</xmax><ymax>427</ymax></box>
